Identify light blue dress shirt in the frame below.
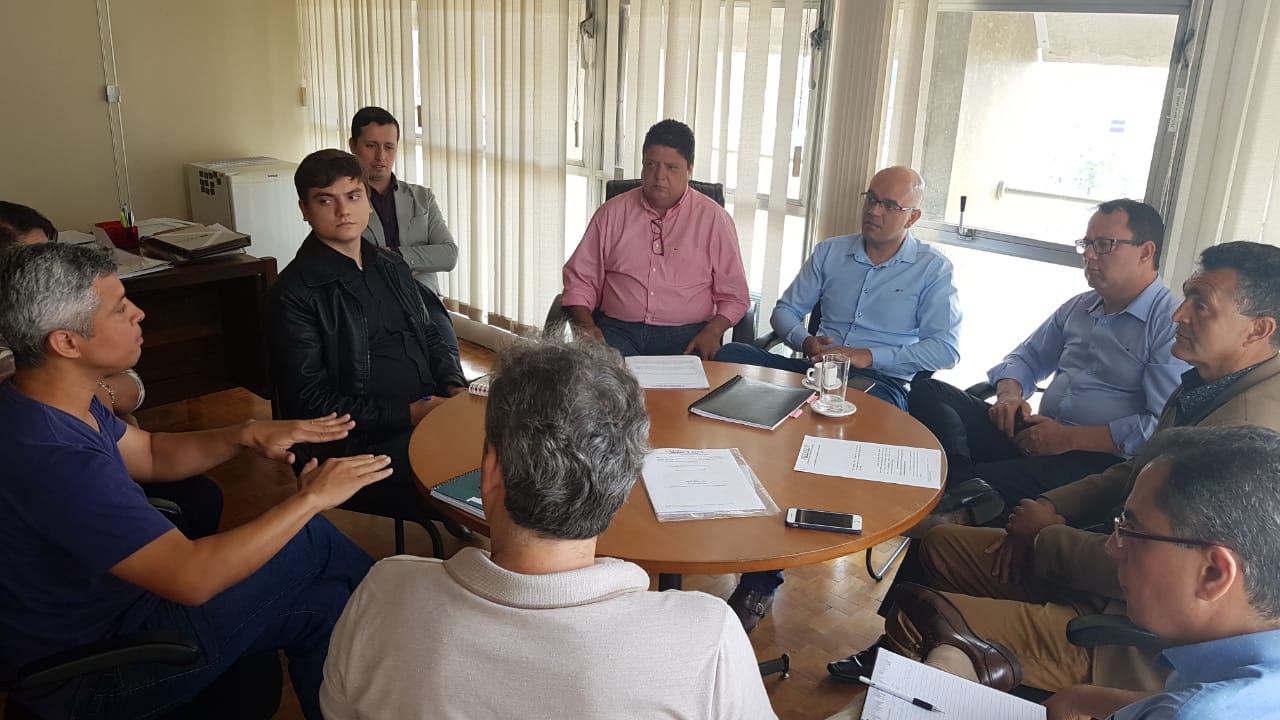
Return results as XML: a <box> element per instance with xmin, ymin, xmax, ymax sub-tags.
<box><xmin>770</xmin><ymin>233</ymin><xmax>961</xmax><ymax>382</ymax></box>
<box><xmin>1111</xmin><ymin>629</ymin><xmax>1280</xmax><ymax>719</ymax></box>
<box><xmin>985</xmin><ymin>278</ymin><xmax>1187</xmax><ymax>456</ymax></box>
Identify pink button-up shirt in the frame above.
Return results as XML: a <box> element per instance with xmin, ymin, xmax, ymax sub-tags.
<box><xmin>562</xmin><ymin>186</ymin><xmax>750</xmax><ymax>326</ymax></box>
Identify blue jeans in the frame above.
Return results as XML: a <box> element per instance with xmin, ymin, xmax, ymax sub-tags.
<box><xmin>36</xmin><ymin>516</ymin><xmax>372</xmax><ymax>720</ymax></box>
<box><xmin>595</xmin><ymin>314</ymin><xmax>706</xmax><ymax>357</ymax></box>
<box><xmin>713</xmin><ymin>342</ymin><xmax>909</xmax><ymax>410</ymax></box>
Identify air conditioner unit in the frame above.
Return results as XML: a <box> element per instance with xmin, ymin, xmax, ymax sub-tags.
<box><xmin>185</xmin><ymin>157</ymin><xmax>310</xmax><ymax>268</ymax></box>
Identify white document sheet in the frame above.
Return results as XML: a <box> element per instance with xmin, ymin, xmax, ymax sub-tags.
<box><xmin>793</xmin><ymin>436</ymin><xmax>942</xmax><ymax>489</ymax></box>
<box><xmin>625</xmin><ymin>355</ymin><xmax>711</xmax><ymax>389</ymax></box>
<box><xmin>642</xmin><ymin>449</ymin><xmax>764</xmax><ymax>518</ymax></box>
<box><xmin>862</xmin><ymin>650</ymin><xmax>1045</xmax><ymax>720</ymax></box>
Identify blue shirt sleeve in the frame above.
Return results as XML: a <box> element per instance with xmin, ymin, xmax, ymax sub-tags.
<box><xmin>771</xmin><ymin>241</ymin><xmax>829</xmax><ymax>352</ymax></box>
<box><xmin>1106</xmin><ymin>313</ymin><xmax>1185</xmax><ymax>455</ymax></box>
<box><xmin>987</xmin><ymin>299</ymin><xmax>1073</xmax><ymax>398</ymax></box>
<box><xmin>866</xmin><ymin>254</ymin><xmax>962</xmax><ymax>376</ymax></box>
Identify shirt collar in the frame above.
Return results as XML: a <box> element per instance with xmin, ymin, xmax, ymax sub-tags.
<box><xmin>639</xmin><ymin>184</ymin><xmax>692</xmax><ymax>218</ymax></box>
<box><xmin>370</xmin><ymin>174</ymin><xmax>399</xmax><ymax>199</ymax></box>
<box><xmin>443</xmin><ymin>546</ymin><xmax>650</xmax><ymax>609</ymax></box>
<box><xmin>1086</xmin><ymin>276</ymin><xmax>1166</xmax><ymax>320</ymax></box>
<box><xmin>1159</xmin><ymin>628</ymin><xmax>1280</xmax><ymax>686</ymax></box>
<box><xmin>852</xmin><ymin>231</ymin><xmax>919</xmax><ymax>266</ymax></box>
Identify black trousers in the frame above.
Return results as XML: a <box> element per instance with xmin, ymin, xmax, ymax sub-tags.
<box><xmin>907</xmin><ymin>378</ymin><xmax>1122</xmax><ymax>512</ymax></box>
<box><xmin>143</xmin><ymin>475</ymin><xmax>224</xmax><ymax>539</ymax></box>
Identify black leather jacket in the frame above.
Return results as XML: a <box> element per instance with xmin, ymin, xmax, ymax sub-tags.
<box><xmin>270</xmin><ymin>235</ymin><xmax>465</xmax><ymax>438</ymax></box>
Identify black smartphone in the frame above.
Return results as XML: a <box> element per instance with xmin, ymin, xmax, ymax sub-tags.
<box><xmin>785</xmin><ymin>508</ymin><xmax>863</xmax><ymax>534</ymax></box>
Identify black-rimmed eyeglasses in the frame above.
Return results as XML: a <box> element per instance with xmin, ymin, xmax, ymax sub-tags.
<box><xmin>861</xmin><ymin>191</ymin><xmax>917</xmax><ymax>214</ymax></box>
<box><xmin>1075</xmin><ymin>238</ymin><xmax>1146</xmax><ymax>255</ymax></box>
<box><xmin>1111</xmin><ymin>512</ymin><xmax>1220</xmax><ymax>550</ymax></box>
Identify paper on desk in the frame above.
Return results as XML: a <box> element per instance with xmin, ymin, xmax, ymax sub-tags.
<box><xmin>57</xmin><ymin>230</ymin><xmax>99</xmax><ymax>246</ymax></box>
<box><xmin>112</xmin><ymin>248</ymin><xmax>172</xmax><ymax>279</ymax></box>
<box><xmin>794</xmin><ymin>436</ymin><xmax>941</xmax><ymax>489</ymax></box>
<box><xmin>642</xmin><ymin>448</ymin><xmax>767</xmax><ymax>520</ymax></box>
<box><xmin>862</xmin><ymin>649</ymin><xmax>1045</xmax><ymax>720</ymax></box>
<box><xmin>625</xmin><ymin>355</ymin><xmax>710</xmax><ymax>389</ymax></box>
<box><xmin>135</xmin><ymin>217</ymin><xmax>195</xmax><ymax>238</ymax></box>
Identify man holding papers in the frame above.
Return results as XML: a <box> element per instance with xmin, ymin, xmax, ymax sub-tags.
<box><xmin>321</xmin><ymin>338</ymin><xmax>776</xmax><ymax>719</ymax></box>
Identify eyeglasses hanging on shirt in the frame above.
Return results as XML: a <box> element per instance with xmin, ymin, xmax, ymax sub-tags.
<box><xmin>650</xmin><ymin>217</ymin><xmax>665</xmax><ymax>256</ymax></box>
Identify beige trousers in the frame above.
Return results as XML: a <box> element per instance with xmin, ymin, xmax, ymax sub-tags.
<box><xmin>883</xmin><ymin>526</ymin><xmax>1107</xmax><ymax>691</ymax></box>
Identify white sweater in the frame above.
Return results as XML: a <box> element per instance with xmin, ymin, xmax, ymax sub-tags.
<box><xmin>321</xmin><ymin>547</ymin><xmax>777</xmax><ymax>719</ymax></box>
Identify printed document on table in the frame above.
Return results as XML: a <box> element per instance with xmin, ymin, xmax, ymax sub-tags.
<box><xmin>793</xmin><ymin>436</ymin><xmax>942</xmax><ymax>489</ymax></box>
<box><xmin>862</xmin><ymin>649</ymin><xmax>1045</xmax><ymax>720</ymax></box>
<box><xmin>642</xmin><ymin>449</ymin><xmax>764</xmax><ymax>518</ymax></box>
<box><xmin>625</xmin><ymin>355</ymin><xmax>710</xmax><ymax>389</ymax></box>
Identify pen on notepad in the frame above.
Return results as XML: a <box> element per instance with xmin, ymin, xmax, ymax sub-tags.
<box><xmin>858</xmin><ymin>676</ymin><xmax>942</xmax><ymax>713</ymax></box>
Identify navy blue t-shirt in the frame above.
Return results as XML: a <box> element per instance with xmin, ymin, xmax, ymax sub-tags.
<box><xmin>0</xmin><ymin>382</ymin><xmax>173</xmax><ymax>674</ymax></box>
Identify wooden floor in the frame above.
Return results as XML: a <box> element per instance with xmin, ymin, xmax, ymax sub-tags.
<box><xmin>132</xmin><ymin>340</ymin><xmax>894</xmax><ymax>719</ymax></box>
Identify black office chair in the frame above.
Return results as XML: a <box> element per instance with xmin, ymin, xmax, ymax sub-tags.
<box><xmin>754</xmin><ymin>300</ymin><xmax>930</xmax><ymax>581</ymax></box>
<box><xmin>2</xmin><ymin>501</ymin><xmax>282</xmax><ymax>720</ymax></box>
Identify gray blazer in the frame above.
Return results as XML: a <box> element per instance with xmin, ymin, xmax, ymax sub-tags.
<box><xmin>363</xmin><ymin>181</ymin><xmax>458</xmax><ymax>295</ymax></box>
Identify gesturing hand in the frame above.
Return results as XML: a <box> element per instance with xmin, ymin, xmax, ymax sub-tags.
<box><xmin>988</xmin><ymin>395</ymin><xmax>1031</xmax><ymax>439</ymax></box>
<box><xmin>297</xmin><ymin>454</ymin><xmax>394</xmax><ymax>510</ymax></box>
<box><xmin>684</xmin><ymin>326</ymin><xmax>724</xmax><ymax>360</ymax></box>
<box><xmin>1006</xmin><ymin>498</ymin><xmax>1066</xmax><ymax>542</ymax></box>
<box><xmin>240</xmin><ymin>414</ymin><xmax>355</xmax><ymax>465</ymax></box>
<box><xmin>1014</xmin><ymin>415</ymin><xmax>1076</xmax><ymax>457</ymax></box>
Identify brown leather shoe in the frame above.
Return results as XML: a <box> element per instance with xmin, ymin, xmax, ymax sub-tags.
<box><xmin>726</xmin><ymin>585</ymin><xmax>775</xmax><ymax>634</ymax></box>
<box><xmin>890</xmin><ymin>583</ymin><xmax>1023</xmax><ymax>691</ymax></box>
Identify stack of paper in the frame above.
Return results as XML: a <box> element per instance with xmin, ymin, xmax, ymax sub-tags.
<box><xmin>641</xmin><ymin>448</ymin><xmax>769</xmax><ymax>521</ymax></box>
<box><xmin>625</xmin><ymin>355</ymin><xmax>710</xmax><ymax>389</ymax></box>
<box><xmin>112</xmin><ymin>248</ymin><xmax>172</xmax><ymax>279</ymax></box>
<box><xmin>142</xmin><ymin>223</ymin><xmax>249</xmax><ymax>262</ymax></box>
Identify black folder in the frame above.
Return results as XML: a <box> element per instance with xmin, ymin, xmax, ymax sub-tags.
<box><xmin>688</xmin><ymin>375</ymin><xmax>816</xmax><ymax>430</ymax></box>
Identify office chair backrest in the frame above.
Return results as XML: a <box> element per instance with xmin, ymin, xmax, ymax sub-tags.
<box><xmin>604</xmin><ymin>179</ymin><xmax>726</xmax><ymax>208</ymax></box>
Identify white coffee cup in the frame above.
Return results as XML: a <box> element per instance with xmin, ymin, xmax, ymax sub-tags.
<box><xmin>806</xmin><ymin>361</ymin><xmax>843</xmax><ymax>390</ymax></box>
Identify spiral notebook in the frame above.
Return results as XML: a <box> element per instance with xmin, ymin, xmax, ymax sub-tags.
<box><xmin>429</xmin><ymin>469</ymin><xmax>485</xmax><ymax>519</ymax></box>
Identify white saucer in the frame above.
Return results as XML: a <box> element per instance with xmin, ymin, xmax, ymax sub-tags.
<box><xmin>811</xmin><ymin>399</ymin><xmax>857</xmax><ymax>418</ymax></box>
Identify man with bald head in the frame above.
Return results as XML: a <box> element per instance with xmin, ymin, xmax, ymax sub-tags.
<box><xmin>715</xmin><ymin>166</ymin><xmax>962</xmax><ymax>631</ymax></box>
<box><xmin>717</xmin><ymin>166</ymin><xmax>960</xmax><ymax>410</ymax></box>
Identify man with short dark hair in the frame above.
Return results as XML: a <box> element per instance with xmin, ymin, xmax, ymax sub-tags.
<box><xmin>320</xmin><ymin>338</ymin><xmax>776</xmax><ymax>719</ymax></box>
<box><xmin>271</xmin><ymin>149</ymin><xmax>467</xmax><ymax>518</ymax></box>
<box><xmin>562</xmin><ymin>118</ymin><xmax>750</xmax><ymax>358</ymax></box>
<box><xmin>0</xmin><ymin>242</ymin><xmax>391</xmax><ymax>719</ymax></box>
<box><xmin>830</xmin><ymin>241</ymin><xmax>1280</xmax><ymax>696</ymax></box>
<box><xmin>349</xmin><ymin>105</ymin><xmax>460</xmax><ymax>357</ymax></box>
<box><xmin>1042</xmin><ymin>425</ymin><xmax>1280</xmax><ymax>718</ymax></box>
<box><xmin>906</xmin><ymin>199</ymin><xmax>1185</xmax><ymax>529</ymax></box>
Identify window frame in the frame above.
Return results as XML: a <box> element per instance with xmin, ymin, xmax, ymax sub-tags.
<box><xmin>910</xmin><ymin>0</ymin><xmax>1207</xmax><ymax>270</ymax></box>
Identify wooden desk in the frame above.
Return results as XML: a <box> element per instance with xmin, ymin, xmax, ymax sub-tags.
<box><xmin>410</xmin><ymin>361</ymin><xmax>945</xmax><ymax>578</ymax></box>
<box><xmin>126</xmin><ymin>254</ymin><xmax>277</xmax><ymax>408</ymax></box>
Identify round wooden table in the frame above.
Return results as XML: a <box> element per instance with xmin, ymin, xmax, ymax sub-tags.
<box><xmin>409</xmin><ymin>361</ymin><xmax>944</xmax><ymax>580</ymax></box>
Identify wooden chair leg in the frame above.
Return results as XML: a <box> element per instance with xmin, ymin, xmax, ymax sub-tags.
<box><xmin>866</xmin><ymin>538</ymin><xmax>911</xmax><ymax>582</ymax></box>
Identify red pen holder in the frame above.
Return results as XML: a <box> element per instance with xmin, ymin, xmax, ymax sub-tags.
<box><xmin>94</xmin><ymin>221</ymin><xmax>140</xmax><ymax>251</ymax></box>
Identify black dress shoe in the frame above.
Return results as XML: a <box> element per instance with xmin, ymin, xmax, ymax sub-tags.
<box><xmin>726</xmin><ymin>585</ymin><xmax>775</xmax><ymax>634</ymax></box>
<box><xmin>827</xmin><ymin>635</ymin><xmax>888</xmax><ymax>681</ymax></box>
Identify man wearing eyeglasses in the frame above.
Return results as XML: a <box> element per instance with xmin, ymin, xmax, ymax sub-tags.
<box><xmin>903</xmin><ymin>199</ymin><xmax>1186</xmax><ymax>532</ymax></box>
<box><xmin>715</xmin><ymin>165</ymin><xmax>962</xmax><ymax>411</ymax></box>
<box><xmin>827</xmin><ymin>241</ymin><xmax>1280</xmax><ymax>697</ymax></box>
<box><xmin>715</xmin><ymin>165</ymin><xmax>961</xmax><ymax>632</ymax></box>
<box><xmin>561</xmin><ymin>119</ymin><xmax>750</xmax><ymax>359</ymax></box>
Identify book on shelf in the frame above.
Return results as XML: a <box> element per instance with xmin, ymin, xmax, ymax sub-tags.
<box><xmin>688</xmin><ymin>375</ymin><xmax>815</xmax><ymax>431</ymax></box>
<box><xmin>429</xmin><ymin>469</ymin><xmax>485</xmax><ymax>520</ymax></box>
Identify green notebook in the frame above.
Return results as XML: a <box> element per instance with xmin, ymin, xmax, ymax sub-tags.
<box><xmin>429</xmin><ymin>469</ymin><xmax>485</xmax><ymax>519</ymax></box>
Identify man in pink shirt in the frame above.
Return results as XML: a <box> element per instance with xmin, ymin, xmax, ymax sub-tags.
<box><xmin>561</xmin><ymin>119</ymin><xmax>750</xmax><ymax>359</ymax></box>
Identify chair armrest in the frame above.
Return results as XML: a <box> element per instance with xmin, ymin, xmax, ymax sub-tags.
<box><xmin>147</xmin><ymin>497</ymin><xmax>183</xmax><ymax>520</ymax></box>
<box><xmin>1065</xmin><ymin>615</ymin><xmax>1165</xmax><ymax>654</ymax></box>
<box><xmin>965</xmin><ymin>381</ymin><xmax>996</xmax><ymax>399</ymax></box>
<box><xmin>10</xmin><ymin>632</ymin><xmax>201</xmax><ymax>694</ymax></box>
<box><xmin>731</xmin><ymin>295</ymin><xmax>760</xmax><ymax>345</ymax></box>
